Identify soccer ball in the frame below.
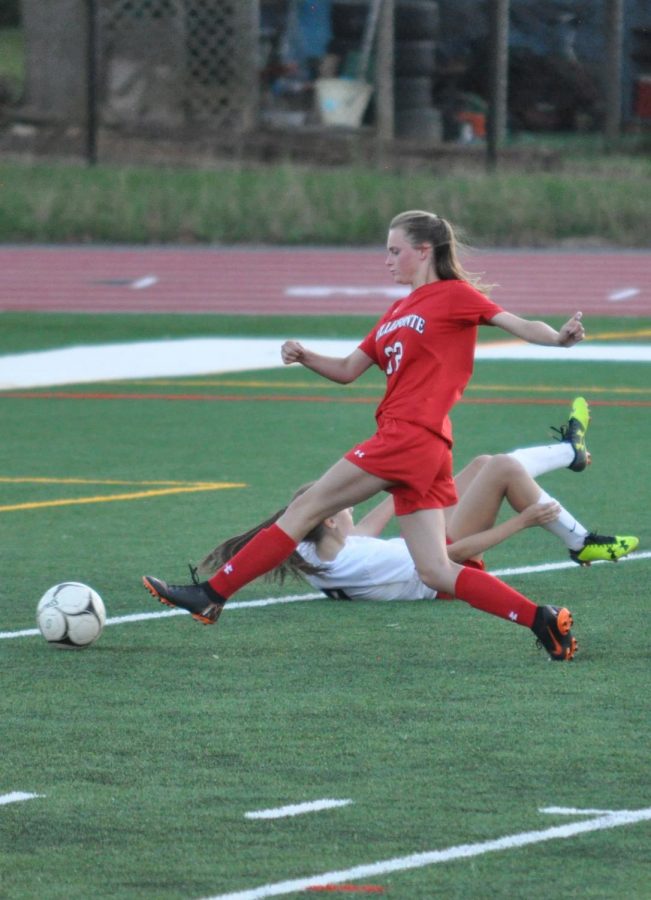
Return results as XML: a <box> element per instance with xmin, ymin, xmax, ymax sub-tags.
<box><xmin>36</xmin><ymin>582</ymin><xmax>106</xmax><ymax>649</ymax></box>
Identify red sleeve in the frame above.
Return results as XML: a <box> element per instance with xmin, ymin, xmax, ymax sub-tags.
<box><xmin>453</xmin><ymin>282</ymin><xmax>504</xmax><ymax>325</ymax></box>
<box><xmin>358</xmin><ymin>328</ymin><xmax>378</xmax><ymax>363</ymax></box>
<box><xmin>479</xmin><ymin>297</ymin><xmax>504</xmax><ymax>323</ymax></box>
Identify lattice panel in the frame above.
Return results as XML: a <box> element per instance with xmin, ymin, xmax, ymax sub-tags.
<box><xmin>98</xmin><ymin>0</ymin><xmax>258</xmax><ymax>130</ymax></box>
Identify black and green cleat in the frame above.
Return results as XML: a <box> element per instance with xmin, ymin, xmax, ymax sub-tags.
<box><xmin>552</xmin><ymin>396</ymin><xmax>591</xmax><ymax>472</ymax></box>
<box><xmin>570</xmin><ymin>533</ymin><xmax>639</xmax><ymax>566</ymax></box>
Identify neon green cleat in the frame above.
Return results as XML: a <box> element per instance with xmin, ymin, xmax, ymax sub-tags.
<box><xmin>552</xmin><ymin>396</ymin><xmax>591</xmax><ymax>471</ymax></box>
<box><xmin>570</xmin><ymin>534</ymin><xmax>639</xmax><ymax>566</ymax></box>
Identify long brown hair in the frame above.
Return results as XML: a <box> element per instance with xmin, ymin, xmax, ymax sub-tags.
<box><xmin>389</xmin><ymin>209</ymin><xmax>491</xmax><ymax>292</ymax></box>
<box><xmin>198</xmin><ymin>483</ymin><xmax>327</xmax><ymax>584</ymax></box>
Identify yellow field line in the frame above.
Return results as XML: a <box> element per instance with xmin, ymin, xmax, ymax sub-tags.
<box><xmin>128</xmin><ymin>378</ymin><xmax>374</xmax><ymax>389</ymax></box>
<box><xmin>588</xmin><ymin>328</ymin><xmax>651</xmax><ymax>340</ymax></box>
<box><xmin>0</xmin><ymin>476</ymin><xmax>228</xmax><ymax>486</ymax></box>
<box><xmin>0</xmin><ymin>483</ymin><xmax>246</xmax><ymax>513</ymax></box>
<box><xmin>469</xmin><ymin>384</ymin><xmax>651</xmax><ymax>395</ymax></box>
<box><xmin>125</xmin><ymin>378</ymin><xmax>650</xmax><ymax>395</ymax></box>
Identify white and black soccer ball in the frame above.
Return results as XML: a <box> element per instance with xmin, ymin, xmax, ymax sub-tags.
<box><xmin>36</xmin><ymin>582</ymin><xmax>106</xmax><ymax>649</ymax></box>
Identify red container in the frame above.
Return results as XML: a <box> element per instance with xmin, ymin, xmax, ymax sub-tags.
<box><xmin>634</xmin><ymin>76</ymin><xmax>651</xmax><ymax>119</ymax></box>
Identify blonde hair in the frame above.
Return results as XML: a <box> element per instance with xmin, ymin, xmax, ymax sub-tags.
<box><xmin>389</xmin><ymin>210</ymin><xmax>490</xmax><ymax>291</ymax></box>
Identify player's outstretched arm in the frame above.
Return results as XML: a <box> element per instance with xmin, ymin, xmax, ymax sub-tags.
<box><xmin>353</xmin><ymin>496</ymin><xmax>396</xmax><ymax>537</ymax></box>
<box><xmin>490</xmin><ymin>310</ymin><xmax>585</xmax><ymax>347</ymax></box>
<box><xmin>447</xmin><ymin>500</ymin><xmax>561</xmax><ymax>562</ymax></box>
<box><xmin>281</xmin><ymin>342</ymin><xmax>373</xmax><ymax>384</ymax></box>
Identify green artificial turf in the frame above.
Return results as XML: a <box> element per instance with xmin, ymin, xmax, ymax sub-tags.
<box><xmin>1</xmin><ymin>314</ymin><xmax>649</xmax><ymax>899</ymax></box>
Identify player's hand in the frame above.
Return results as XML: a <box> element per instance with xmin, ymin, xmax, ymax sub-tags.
<box><xmin>281</xmin><ymin>340</ymin><xmax>306</xmax><ymax>365</ymax></box>
<box><xmin>558</xmin><ymin>311</ymin><xmax>585</xmax><ymax>347</ymax></box>
<box><xmin>521</xmin><ymin>500</ymin><xmax>561</xmax><ymax>527</ymax></box>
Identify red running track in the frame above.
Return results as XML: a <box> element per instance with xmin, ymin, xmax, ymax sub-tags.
<box><xmin>1</xmin><ymin>246</ymin><xmax>650</xmax><ymax>317</ymax></box>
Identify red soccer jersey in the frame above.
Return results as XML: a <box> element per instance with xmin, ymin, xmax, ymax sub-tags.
<box><xmin>358</xmin><ymin>279</ymin><xmax>503</xmax><ymax>443</ymax></box>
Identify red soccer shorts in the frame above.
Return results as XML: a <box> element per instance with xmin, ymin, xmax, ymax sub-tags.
<box><xmin>344</xmin><ymin>415</ymin><xmax>457</xmax><ymax>515</ymax></box>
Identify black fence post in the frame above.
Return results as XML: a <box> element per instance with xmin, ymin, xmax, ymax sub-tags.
<box><xmin>86</xmin><ymin>0</ymin><xmax>98</xmax><ymax>165</ymax></box>
<box><xmin>604</xmin><ymin>0</ymin><xmax>624</xmax><ymax>151</ymax></box>
<box><xmin>486</xmin><ymin>0</ymin><xmax>510</xmax><ymax>171</ymax></box>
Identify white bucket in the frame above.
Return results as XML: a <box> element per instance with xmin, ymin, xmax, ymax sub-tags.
<box><xmin>315</xmin><ymin>78</ymin><xmax>373</xmax><ymax>127</ymax></box>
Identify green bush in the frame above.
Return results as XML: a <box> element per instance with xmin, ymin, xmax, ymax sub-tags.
<box><xmin>0</xmin><ymin>159</ymin><xmax>648</xmax><ymax>246</ymax></box>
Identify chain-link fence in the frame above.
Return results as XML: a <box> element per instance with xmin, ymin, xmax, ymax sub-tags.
<box><xmin>98</xmin><ymin>0</ymin><xmax>259</xmax><ymax>131</ymax></box>
<box><xmin>17</xmin><ymin>0</ymin><xmax>643</xmax><ymax>159</ymax></box>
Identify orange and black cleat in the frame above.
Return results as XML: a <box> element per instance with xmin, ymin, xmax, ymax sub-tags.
<box><xmin>142</xmin><ymin>575</ymin><xmax>224</xmax><ymax>625</ymax></box>
<box><xmin>531</xmin><ymin>605</ymin><xmax>577</xmax><ymax>661</ymax></box>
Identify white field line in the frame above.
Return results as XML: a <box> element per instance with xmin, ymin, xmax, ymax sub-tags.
<box><xmin>2</xmin><ymin>338</ymin><xmax>651</xmax><ymax>390</ymax></box>
<box><xmin>2</xmin><ymin>553</ymin><xmax>650</xmax><ymax>642</ymax></box>
<box><xmin>489</xmin><ymin>550</ymin><xmax>651</xmax><ymax>578</ymax></box>
<box><xmin>201</xmin><ymin>808</ymin><xmax>651</xmax><ymax>900</ymax></box>
<box><xmin>130</xmin><ymin>275</ymin><xmax>158</xmax><ymax>290</ymax></box>
<box><xmin>608</xmin><ymin>287</ymin><xmax>640</xmax><ymax>302</ymax></box>
<box><xmin>286</xmin><ymin>286</ymin><xmax>407</xmax><ymax>298</ymax></box>
<box><xmin>0</xmin><ymin>792</ymin><xmax>44</xmax><ymax>805</ymax></box>
<box><xmin>540</xmin><ymin>806</ymin><xmax>622</xmax><ymax>816</ymax></box>
<box><xmin>245</xmin><ymin>799</ymin><xmax>352</xmax><ymax>820</ymax></box>
<box><xmin>0</xmin><ymin>592</ymin><xmax>323</xmax><ymax>640</ymax></box>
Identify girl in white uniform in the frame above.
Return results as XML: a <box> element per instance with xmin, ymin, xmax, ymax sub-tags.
<box><xmin>198</xmin><ymin>429</ymin><xmax>637</xmax><ymax>602</ymax></box>
<box><xmin>298</xmin><ymin>533</ymin><xmax>440</xmax><ymax>601</ymax></box>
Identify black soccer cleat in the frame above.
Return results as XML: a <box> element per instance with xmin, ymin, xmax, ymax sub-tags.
<box><xmin>142</xmin><ymin>575</ymin><xmax>225</xmax><ymax>625</ymax></box>
<box><xmin>531</xmin><ymin>605</ymin><xmax>577</xmax><ymax>661</ymax></box>
<box><xmin>551</xmin><ymin>396</ymin><xmax>590</xmax><ymax>472</ymax></box>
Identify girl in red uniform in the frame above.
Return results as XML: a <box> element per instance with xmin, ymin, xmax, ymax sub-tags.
<box><xmin>143</xmin><ymin>210</ymin><xmax>586</xmax><ymax>660</ymax></box>
<box><xmin>194</xmin><ymin>431</ymin><xmax>638</xmax><ymax>602</ymax></box>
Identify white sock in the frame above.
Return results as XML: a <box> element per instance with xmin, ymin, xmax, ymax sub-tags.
<box><xmin>508</xmin><ymin>443</ymin><xmax>574</xmax><ymax>478</ymax></box>
<box><xmin>536</xmin><ymin>488</ymin><xmax>588</xmax><ymax>551</ymax></box>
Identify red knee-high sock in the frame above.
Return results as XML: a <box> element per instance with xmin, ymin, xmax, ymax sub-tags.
<box><xmin>454</xmin><ymin>566</ymin><xmax>537</xmax><ymax>628</ymax></box>
<box><xmin>208</xmin><ymin>524</ymin><xmax>297</xmax><ymax>600</ymax></box>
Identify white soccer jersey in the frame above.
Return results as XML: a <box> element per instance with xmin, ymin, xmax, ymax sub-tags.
<box><xmin>297</xmin><ymin>535</ymin><xmax>438</xmax><ymax>601</ymax></box>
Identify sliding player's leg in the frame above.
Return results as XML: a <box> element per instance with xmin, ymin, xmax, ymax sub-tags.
<box><xmin>508</xmin><ymin>396</ymin><xmax>591</xmax><ymax>477</ymax></box>
<box><xmin>449</xmin><ymin>453</ymin><xmax>638</xmax><ymax>566</ymax></box>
